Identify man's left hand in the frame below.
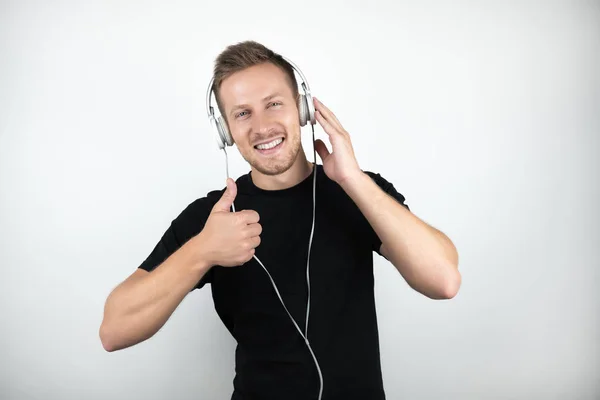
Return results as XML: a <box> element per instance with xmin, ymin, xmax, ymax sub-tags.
<box><xmin>313</xmin><ymin>97</ymin><xmax>363</xmax><ymax>185</ymax></box>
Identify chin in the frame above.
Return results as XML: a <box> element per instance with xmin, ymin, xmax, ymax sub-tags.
<box><xmin>250</xmin><ymin>155</ymin><xmax>296</xmax><ymax>176</ymax></box>
<box><xmin>245</xmin><ymin>139</ymin><xmax>301</xmax><ymax>176</ymax></box>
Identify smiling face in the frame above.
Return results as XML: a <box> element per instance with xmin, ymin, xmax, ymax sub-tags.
<box><xmin>218</xmin><ymin>62</ymin><xmax>303</xmax><ymax>176</ymax></box>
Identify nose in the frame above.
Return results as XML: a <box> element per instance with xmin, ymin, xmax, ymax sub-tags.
<box><xmin>251</xmin><ymin>109</ymin><xmax>272</xmax><ymax>136</ymax></box>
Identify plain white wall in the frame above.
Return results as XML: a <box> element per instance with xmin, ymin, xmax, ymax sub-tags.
<box><xmin>1</xmin><ymin>0</ymin><xmax>598</xmax><ymax>399</ymax></box>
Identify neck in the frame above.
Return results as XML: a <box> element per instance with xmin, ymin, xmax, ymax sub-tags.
<box><xmin>251</xmin><ymin>148</ymin><xmax>314</xmax><ymax>191</ymax></box>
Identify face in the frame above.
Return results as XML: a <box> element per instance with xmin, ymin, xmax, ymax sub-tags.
<box><xmin>218</xmin><ymin>62</ymin><xmax>302</xmax><ymax>176</ymax></box>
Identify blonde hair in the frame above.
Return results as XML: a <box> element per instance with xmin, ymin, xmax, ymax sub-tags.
<box><xmin>211</xmin><ymin>40</ymin><xmax>299</xmax><ymax>118</ymax></box>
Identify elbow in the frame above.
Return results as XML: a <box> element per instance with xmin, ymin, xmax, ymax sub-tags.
<box><xmin>441</xmin><ymin>267</ymin><xmax>461</xmax><ymax>299</ymax></box>
<box><xmin>99</xmin><ymin>317</ymin><xmax>153</xmax><ymax>353</ymax></box>
<box><xmin>99</xmin><ymin>322</ymin><xmax>117</xmax><ymax>352</ymax></box>
<box><xmin>99</xmin><ymin>319</ymin><xmax>128</xmax><ymax>352</ymax></box>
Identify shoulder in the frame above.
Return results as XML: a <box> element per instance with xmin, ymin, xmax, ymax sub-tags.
<box><xmin>166</xmin><ymin>186</ymin><xmax>226</xmax><ymax>245</ymax></box>
<box><xmin>362</xmin><ymin>170</ymin><xmax>409</xmax><ymax>210</ymax></box>
<box><xmin>362</xmin><ymin>170</ymin><xmax>394</xmax><ymax>191</ymax></box>
<box><xmin>177</xmin><ymin>192</ymin><xmax>218</xmax><ymax>220</ymax></box>
<box><xmin>176</xmin><ymin>173</ymin><xmax>252</xmax><ymax>221</ymax></box>
<box><xmin>172</xmin><ymin>188</ymin><xmax>223</xmax><ymax>227</ymax></box>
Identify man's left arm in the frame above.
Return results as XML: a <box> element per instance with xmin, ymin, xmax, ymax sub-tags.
<box><xmin>312</xmin><ymin>97</ymin><xmax>461</xmax><ymax>300</ymax></box>
<box><xmin>340</xmin><ymin>172</ymin><xmax>460</xmax><ymax>300</ymax></box>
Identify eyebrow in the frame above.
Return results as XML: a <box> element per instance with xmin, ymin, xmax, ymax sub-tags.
<box><xmin>229</xmin><ymin>92</ymin><xmax>284</xmax><ymax>117</ymax></box>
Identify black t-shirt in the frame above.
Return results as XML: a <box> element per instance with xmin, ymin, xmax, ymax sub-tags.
<box><xmin>138</xmin><ymin>164</ymin><xmax>409</xmax><ymax>400</ymax></box>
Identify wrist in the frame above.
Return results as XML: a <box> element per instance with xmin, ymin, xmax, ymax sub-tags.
<box><xmin>186</xmin><ymin>233</ymin><xmax>214</xmax><ymax>274</ymax></box>
<box><xmin>338</xmin><ymin>170</ymin><xmax>369</xmax><ymax>193</ymax></box>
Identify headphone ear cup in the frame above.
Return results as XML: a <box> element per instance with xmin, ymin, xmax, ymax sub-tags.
<box><xmin>217</xmin><ymin>116</ymin><xmax>234</xmax><ymax>147</ymax></box>
<box><xmin>210</xmin><ymin>115</ymin><xmax>225</xmax><ymax>149</ymax></box>
<box><xmin>304</xmin><ymin>92</ymin><xmax>316</xmax><ymax>126</ymax></box>
<box><xmin>298</xmin><ymin>94</ymin><xmax>309</xmax><ymax>127</ymax></box>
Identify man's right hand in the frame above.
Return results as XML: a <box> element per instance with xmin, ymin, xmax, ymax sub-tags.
<box><xmin>195</xmin><ymin>178</ymin><xmax>262</xmax><ymax>267</ymax></box>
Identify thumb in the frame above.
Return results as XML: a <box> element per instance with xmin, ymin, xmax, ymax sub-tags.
<box><xmin>314</xmin><ymin>139</ymin><xmax>331</xmax><ymax>162</ymax></box>
<box><xmin>212</xmin><ymin>178</ymin><xmax>237</xmax><ymax>213</ymax></box>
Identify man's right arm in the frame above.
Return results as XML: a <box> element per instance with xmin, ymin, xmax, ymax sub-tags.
<box><xmin>99</xmin><ymin>234</ymin><xmax>211</xmax><ymax>352</ymax></box>
<box><xmin>99</xmin><ymin>178</ymin><xmax>260</xmax><ymax>352</ymax></box>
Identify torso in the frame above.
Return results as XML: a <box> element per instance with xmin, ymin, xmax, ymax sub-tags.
<box><xmin>204</xmin><ymin>165</ymin><xmax>386</xmax><ymax>400</ymax></box>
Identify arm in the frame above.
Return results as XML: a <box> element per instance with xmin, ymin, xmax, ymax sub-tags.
<box><xmin>311</xmin><ymin>97</ymin><xmax>460</xmax><ymax>300</ymax></box>
<box><xmin>99</xmin><ymin>178</ymin><xmax>260</xmax><ymax>352</ymax></box>
<box><xmin>340</xmin><ymin>172</ymin><xmax>460</xmax><ymax>299</ymax></box>
<box><xmin>99</xmin><ymin>236</ymin><xmax>210</xmax><ymax>352</ymax></box>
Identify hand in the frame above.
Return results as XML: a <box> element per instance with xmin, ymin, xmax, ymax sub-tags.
<box><xmin>195</xmin><ymin>178</ymin><xmax>262</xmax><ymax>267</ymax></box>
<box><xmin>313</xmin><ymin>97</ymin><xmax>363</xmax><ymax>185</ymax></box>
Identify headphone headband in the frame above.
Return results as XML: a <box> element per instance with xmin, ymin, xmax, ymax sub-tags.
<box><xmin>207</xmin><ymin>56</ymin><xmax>312</xmax><ymax>117</ymax></box>
<box><xmin>281</xmin><ymin>55</ymin><xmax>312</xmax><ymax>95</ymax></box>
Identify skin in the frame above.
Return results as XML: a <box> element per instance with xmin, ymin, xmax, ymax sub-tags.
<box><xmin>218</xmin><ymin>62</ymin><xmax>314</xmax><ymax>190</ymax></box>
<box><xmin>218</xmin><ymin>61</ymin><xmax>461</xmax><ymax>299</ymax></box>
<box><xmin>99</xmin><ymin>59</ymin><xmax>461</xmax><ymax>353</ymax></box>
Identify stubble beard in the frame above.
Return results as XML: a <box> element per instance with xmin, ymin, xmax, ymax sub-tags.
<box><xmin>246</xmin><ymin>133</ymin><xmax>301</xmax><ymax>176</ymax></box>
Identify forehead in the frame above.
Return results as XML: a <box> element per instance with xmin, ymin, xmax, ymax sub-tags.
<box><xmin>219</xmin><ymin>63</ymin><xmax>295</xmax><ymax>109</ymax></box>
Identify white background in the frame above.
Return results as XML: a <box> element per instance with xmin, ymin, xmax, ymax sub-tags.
<box><xmin>1</xmin><ymin>0</ymin><xmax>598</xmax><ymax>399</ymax></box>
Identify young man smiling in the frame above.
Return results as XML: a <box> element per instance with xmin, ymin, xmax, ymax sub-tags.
<box><xmin>100</xmin><ymin>41</ymin><xmax>461</xmax><ymax>400</ymax></box>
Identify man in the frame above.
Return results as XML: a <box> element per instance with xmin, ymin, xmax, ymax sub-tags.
<box><xmin>99</xmin><ymin>41</ymin><xmax>460</xmax><ymax>400</ymax></box>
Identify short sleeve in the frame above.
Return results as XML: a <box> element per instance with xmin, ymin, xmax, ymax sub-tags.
<box><xmin>362</xmin><ymin>171</ymin><xmax>410</xmax><ymax>256</ymax></box>
<box><xmin>137</xmin><ymin>196</ymin><xmax>216</xmax><ymax>291</ymax></box>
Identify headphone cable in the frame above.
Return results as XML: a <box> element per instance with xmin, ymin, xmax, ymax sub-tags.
<box><xmin>222</xmin><ymin>125</ymin><xmax>323</xmax><ymax>400</ymax></box>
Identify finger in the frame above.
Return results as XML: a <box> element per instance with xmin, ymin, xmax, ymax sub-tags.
<box><xmin>249</xmin><ymin>235</ymin><xmax>261</xmax><ymax>249</ymax></box>
<box><xmin>211</xmin><ymin>178</ymin><xmax>237</xmax><ymax>213</ymax></box>
<box><xmin>243</xmin><ymin>236</ymin><xmax>261</xmax><ymax>252</ymax></box>
<box><xmin>239</xmin><ymin>209</ymin><xmax>260</xmax><ymax>224</ymax></box>
<box><xmin>314</xmin><ymin>139</ymin><xmax>331</xmax><ymax>162</ymax></box>
<box><xmin>315</xmin><ymin>110</ymin><xmax>341</xmax><ymax>138</ymax></box>
<box><xmin>245</xmin><ymin>222</ymin><xmax>262</xmax><ymax>237</ymax></box>
<box><xmin>314</xmin><ymin>97</ymin><xmax>344</xmax><ymax>131</ymax></box>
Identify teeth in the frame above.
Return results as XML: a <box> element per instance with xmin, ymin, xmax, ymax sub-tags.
<box><xmin>256</xmin><ymin>138</ymin><xmax>283</xmax><ymax>150</ymax></box>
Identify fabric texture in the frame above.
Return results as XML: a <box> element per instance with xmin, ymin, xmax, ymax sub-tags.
<box><xmin>138</xmin><ymin>164</ymin><xmax>409</xmax><ymax>400</ymax></box>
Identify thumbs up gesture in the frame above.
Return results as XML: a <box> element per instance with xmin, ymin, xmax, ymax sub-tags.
<box><xmin>196</xmin><ymin>178</ymin><xmax>262</xmax><ymax>267</ymax></box>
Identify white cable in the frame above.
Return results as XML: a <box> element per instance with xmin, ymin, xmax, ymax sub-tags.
<box><xmin>222</xmin><ymin>126</ymin><xmax>323</xmax><ymax>400</ymax></box>
<box><xmin>305</xmin><ymin>124</ymin><xmax>317</xmax><ymax>340</ymax></box>
<box><xmin>224</xmin><ymin>146</ymin><xmax>231</xmax><ymax>184</ymax></box>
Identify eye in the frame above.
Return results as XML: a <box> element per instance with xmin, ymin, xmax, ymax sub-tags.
<box><xmin>269</xmin><ymin>101</ymin><xmax>282</xmax><ymax>108</ymax></box>
<box><xmin>235</xmin><ymin>110</ymin><xmax>249</xmax><ymax>118</ymax></box>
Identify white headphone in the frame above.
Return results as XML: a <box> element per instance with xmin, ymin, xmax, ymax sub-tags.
<box><xmin>205</xmin><ymin>56</ymin><xmax>317</xmax><ymax>150</ymax></box>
